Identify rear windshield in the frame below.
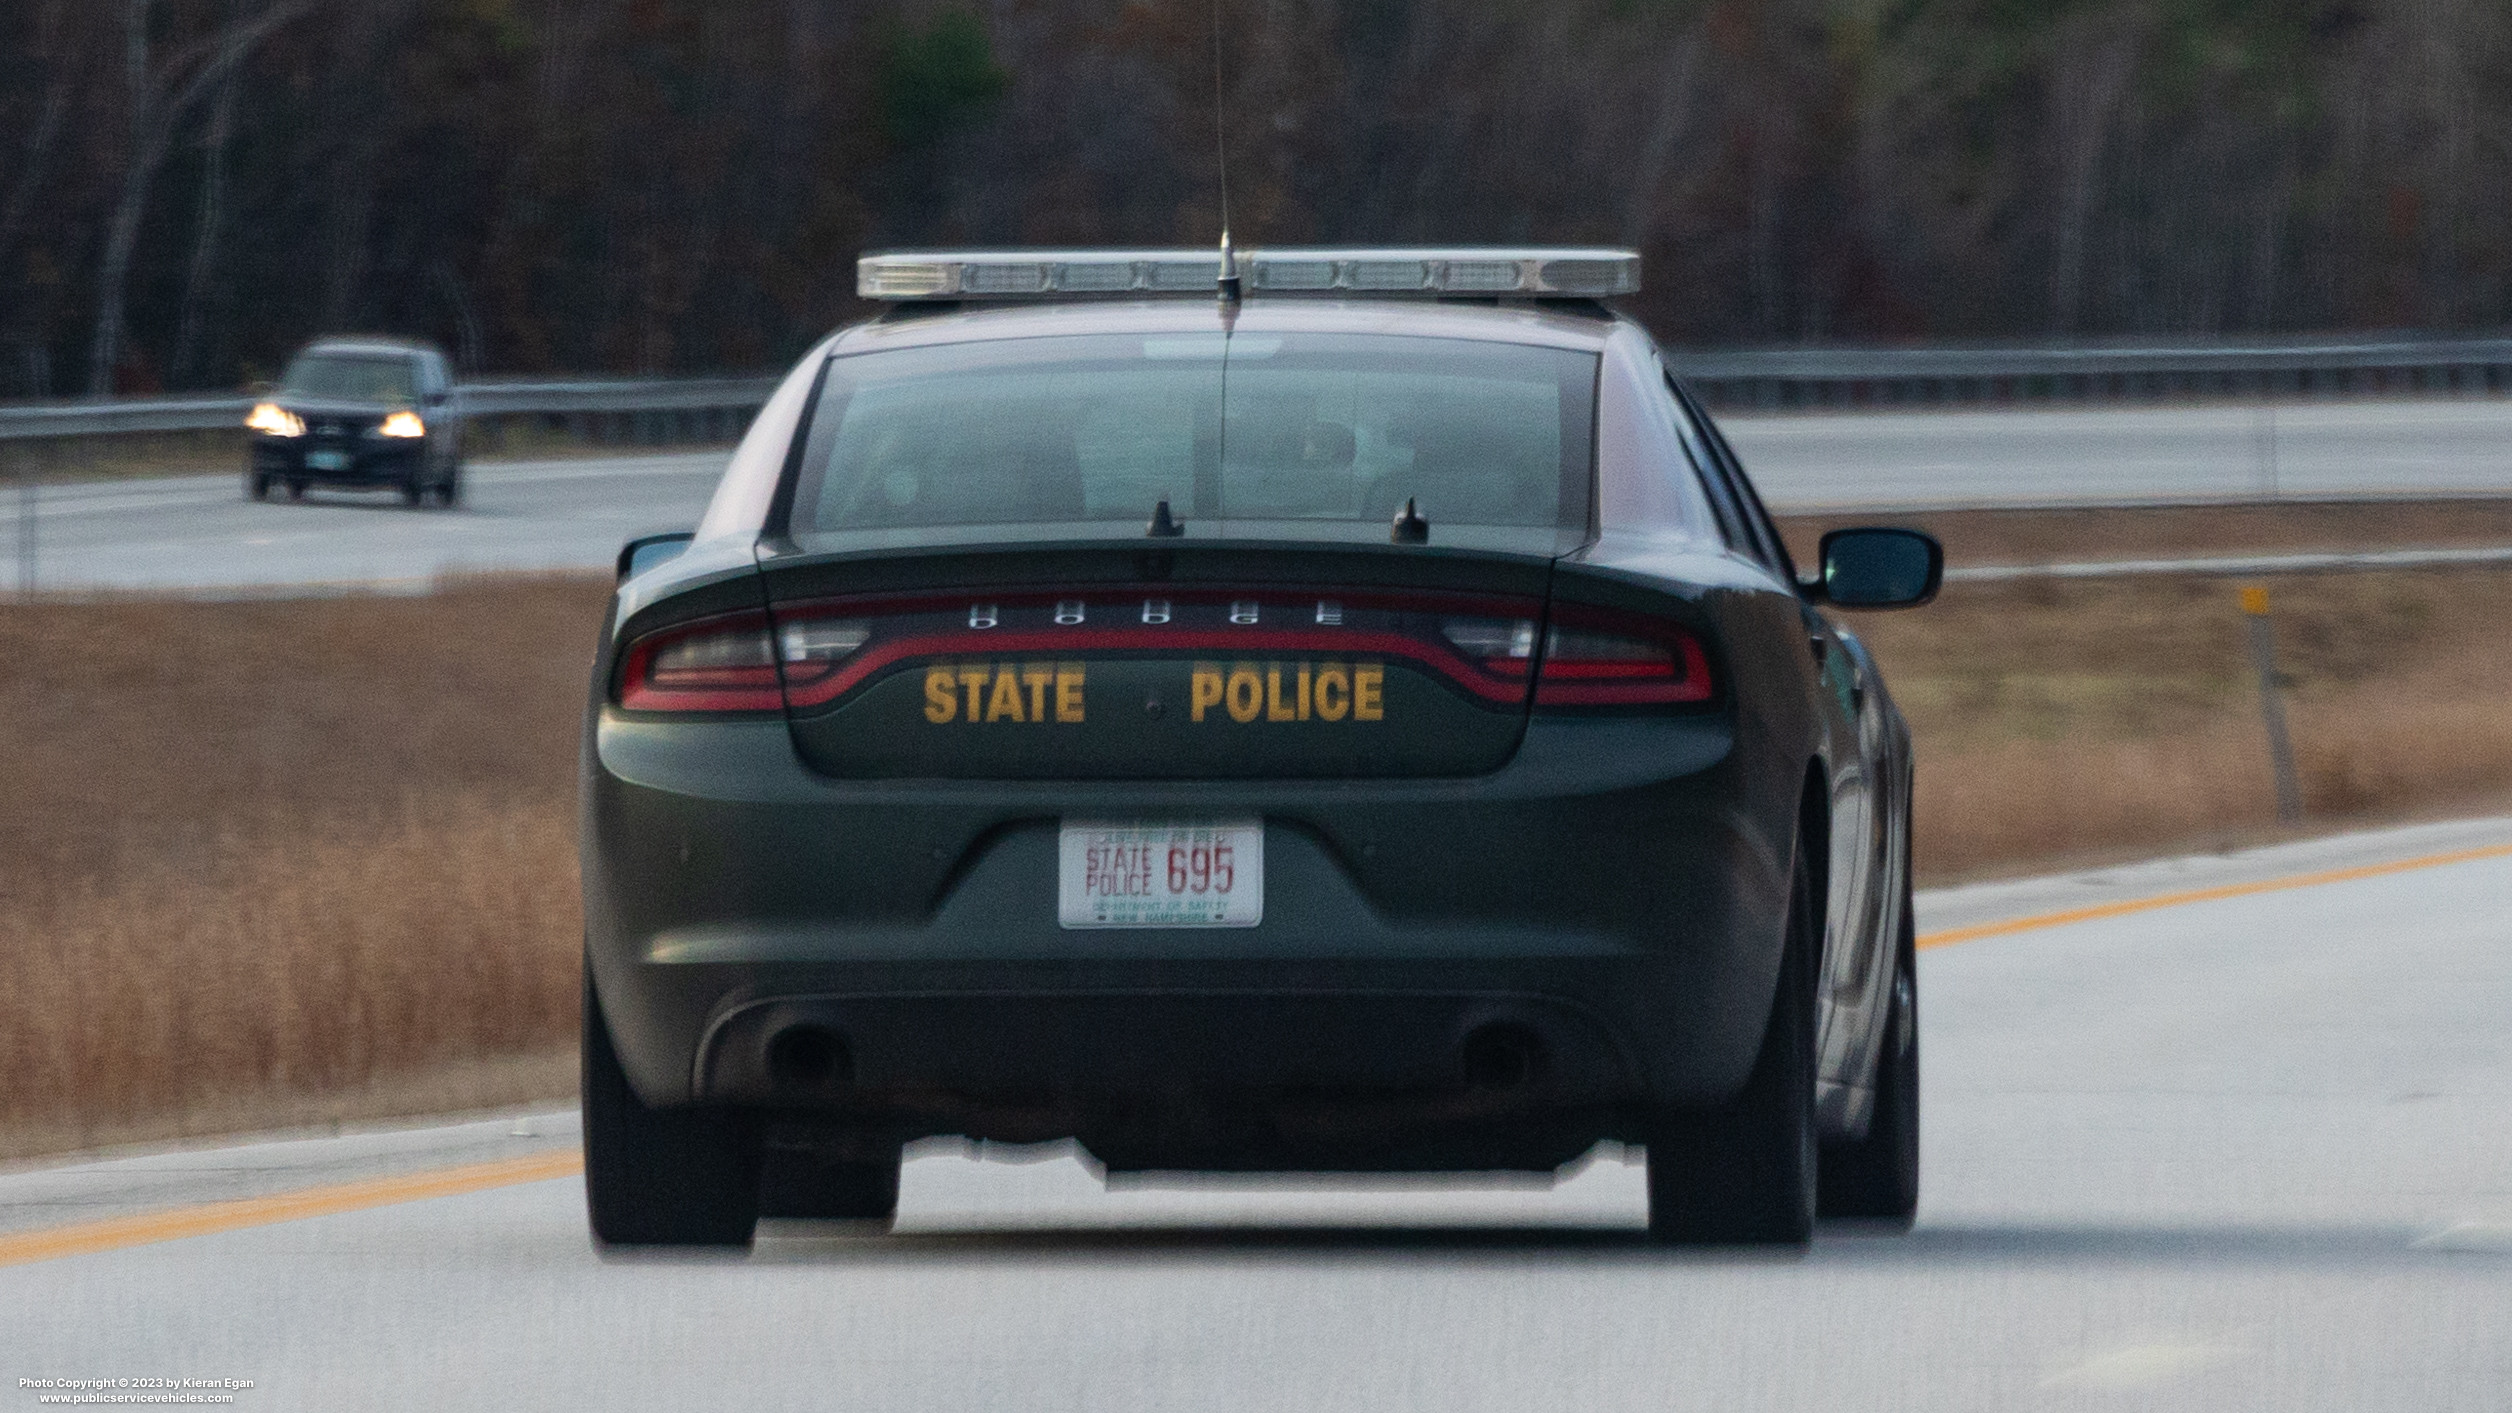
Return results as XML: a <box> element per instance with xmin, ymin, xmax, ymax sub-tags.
<box><xmin>787</xmin><ymin>333</ymin><xmax>1595</xmax><ymax>535</ymax></box>
<box><xmin>281</xmin><ymin>353</ymin><xmax>418</xmax><ymax>403</ymax></box>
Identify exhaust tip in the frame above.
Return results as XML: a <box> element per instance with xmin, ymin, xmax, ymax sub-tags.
<box><xmin>766</xmin><ymin>1025</ymin><xmax>851</xmax><ymax>1089</ymax></box>
<box><xmin>1460</xmin><ymin>1023</ymin><xmax>1544</xmax><ymax>1090</ymax></box>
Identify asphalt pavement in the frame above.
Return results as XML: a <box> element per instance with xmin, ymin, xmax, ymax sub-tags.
<box><xmin>0</xmin><ymin>452</ymin><xmax>725</xmax><ymax>594</ymax></box>
<box><xmin>1721</xmin><ymin>396</ymin><xmax>2512</xmax><ymax>508</ymax></box>
<box><xmin>3</xmin><ymin>818</ymin><xmax>2506</xmax><ymax>1410</ymax></box>
<box><xmin>3</xmin><ymin>398</ymin><xmax>2509</xmax><ymax>592</ymax></box>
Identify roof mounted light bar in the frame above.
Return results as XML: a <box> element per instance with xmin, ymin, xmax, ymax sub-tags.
<box><xmin>857</xmin><ymin>247</ymin><xmax>1640</xmax><ymax>301</ymax></box>
<box><xmin>1241</xmin><ymin>248</ymin><xmax>1638</xmax><ymax>298</ymax></box>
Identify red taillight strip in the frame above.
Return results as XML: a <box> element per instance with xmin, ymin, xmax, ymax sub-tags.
<box><xmin>1533</xmin><ymin>630</ymin><xmax>1713</xmax><ymax>706</ymax></box>
<box><xmin>779</xmin><ymin>625</ymin><xmax>1531</xmax><ymax>709</ymax></box>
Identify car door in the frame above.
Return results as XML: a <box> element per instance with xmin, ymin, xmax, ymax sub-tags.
<box><xmin>1667</xmin><ymin>378</ymin><xmax>1891</xmax><ymax>1110</ymax></box>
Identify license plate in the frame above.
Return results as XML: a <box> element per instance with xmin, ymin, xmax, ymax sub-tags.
<box><xmin>1058</xmin><ymin>820</ymin><xmax>1263</xmax><ymax>928</ymax></box>
<box><xmin>305</xmin><ymin>450</ymin><xmax>350</xmax><ymax>471</ymax></box>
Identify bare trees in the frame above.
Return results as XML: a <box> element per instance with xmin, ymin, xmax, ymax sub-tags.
<box><xmin>83</xmin><ymin>0</ymin><xmax>317</xmax><ymax>394</ymax></box>
<box><xmin>2044</xmin><ymin>15</ymin><xmax>2137</xmax><ymax>335</ymax></box>
<box><xmin>6</xmin><ymin>0</ymin><xmax>2512</xmax><ymax>397</ymax></box>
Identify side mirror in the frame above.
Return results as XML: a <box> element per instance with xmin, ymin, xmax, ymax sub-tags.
<box><xmin>617</xmin><ymin>531</ymin><xmax>695</xmax><ymax>583</ymax></box>
<box><xmin>1815</xmin><ymin>527</ymin><xmax>1942</xmax><ymax>609</ymax></box>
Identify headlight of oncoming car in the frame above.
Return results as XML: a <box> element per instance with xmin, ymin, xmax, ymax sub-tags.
<box><xmin>244</xmin><ymin>402</ymin><xmax>305</xmax><ymax>437</ymax></box>
<box><xmin>376</xmin><ymin>410</ymin><xmax>427</xmax><ymax>439</ymax></box>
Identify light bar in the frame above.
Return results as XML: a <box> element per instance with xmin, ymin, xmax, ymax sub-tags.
<box><xmin>858</xmin><ymin>250</ymin><xmax>1224</xmax><ymax>300</ymax></box>
<box><xmin>858</xmin><ymin>247</ymin><xmax>1640</xmax><ymax>301</ymax></box>
<box><xmin>1244</xmin><ymin>248</ymin><xmax>1639</xmax><ymax>297</ymax></box>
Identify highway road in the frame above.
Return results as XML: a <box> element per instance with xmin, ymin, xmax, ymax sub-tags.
<box><xmin>3</xmin><ymin>817</ymin><xmax>2507</xmax><ymax>1410</ymax></box>
<box><xmin>1721</xmin><ymin>396</ymin><xmax>2512</xmax><ymax>508</ymax></box>
<box><xmin>2</xmin><ymin>398</ymin><xmax>2509</xmax><ymax>591</ymax></box>
<box><xmin>0</xmin><ymin>452</ymin><xmax>726</xmax><ymax>593</ymax></box>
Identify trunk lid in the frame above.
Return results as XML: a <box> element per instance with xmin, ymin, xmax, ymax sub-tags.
<box><xmin>758</xmin><ymin>539</ymin><xmax>1556</xmax><ymax>780</ymax></box>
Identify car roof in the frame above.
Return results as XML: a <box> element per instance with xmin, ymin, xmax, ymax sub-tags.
<box><xmin>829</xmin><ymin>297</ymin><xmax>1624</xmax><ymax>359</ymax></box>
<box><xmin>293</xmin><ymin>336</ymin><xmax>441</xmax><ymax>361</ymax></box>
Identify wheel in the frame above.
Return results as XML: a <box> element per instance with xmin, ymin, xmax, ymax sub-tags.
<box><xmin>1644</xmin><ymin>840</ymin><xmax>1818</xmax><ymax>1246</ymax></box>
<box><xmin>1817</xmin><ymin>871</ymin><xmax>1919</xmax><ymax>1224</ymax></box>
<box><xmin>757</xmin><ymin>1137</ymin><xmax>902</xmax><ymax>1222</ymax></box>
<box><xmin>245</xmin><ymin>470</ymin><xmax>268</xmax><ymax>501</ymax></box>
<box><xmin>399</xmin><ymin>470</ymin><xmax>425</xmax><ymax>507</ymax></box>
<box><xmin>435</xmin><ymin>462</ymin><xmax>464</xmax><ymax>508</ymax></box>
<box><xmin>284</xmin><ymin>478</ymin><xmax>305</xmax><ymax>500</ymax></box>
<box><xmin>582</xmin><ymin>968</ymin><xmax>761</xmax><ymax>1248</ymax></box>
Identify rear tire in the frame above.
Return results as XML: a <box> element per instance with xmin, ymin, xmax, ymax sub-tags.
<box><xmin>582</xmin><ymin>968</ymin><xmax>760</xmax><ymax>1248</ymax></box>
<box><xmin>1818</xmin><ymin>874</ymin><xmax>1920</xmax><ymax>1225</ymax></box>
<box><xmin>245</xmin><ymin>469</ymin><xmax>268</xmax><ymax>500</ymax></box>
<box><xmin>399</xmin><ymin>469</ymin><xmax>425</xmax><ymax>507</ymax></box>
<box><xmin>435</xmin><ymin>462</ymin><xmax>463</xmax><ymax>508</ymax></box>
<box><xmin>284</xmin><ymin>478</ymin><xmax>305</xmax><ymax>500</ymax></box>
<box><xmin>1644</xmin><ymin>844</ymin><xmax>1819</xmax><ymax>1246</ymax></box>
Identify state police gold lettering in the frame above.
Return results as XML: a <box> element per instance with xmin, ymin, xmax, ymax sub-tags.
<box><xmin>1190</xmin><ymin>661</ymin><xmax>1386</xmax><ymax>723</ymax></box>
<box><xmin>924</xmin><ymin>663</ymin><xmax>1086</xmax><ymax>723</ymax></box>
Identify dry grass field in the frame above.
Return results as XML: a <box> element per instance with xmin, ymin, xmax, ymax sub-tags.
<box><xmin>1778</xmin><ymin>500</ymin><xmax>2512</xmax><ymax>874</ymax></box>
<box><xmin>1851</xmin><ymin>568</ymin><xmax>2512</xmax><ymax>876</ymax></box>
<box><xmin>0</xmin><ymin>577</ymin><xmax>606</xmax><ymax>1159</ymax></box>
<box><xmin>2</xmin><ymin>508</ymin><xmax>2508</xmax><ymax>1156</ymax></box>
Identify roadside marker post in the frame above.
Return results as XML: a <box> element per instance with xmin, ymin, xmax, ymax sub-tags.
<box><xmin>2241</xmin><ymin>584</ymin><xmax>2304</xmax><ymax>823</ymax></box>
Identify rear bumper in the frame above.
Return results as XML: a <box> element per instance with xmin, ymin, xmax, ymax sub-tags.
<box><xmin>582</xmin><ymin>712</ymin><xmax>1799</xmax><ymax>1164</ymax></box>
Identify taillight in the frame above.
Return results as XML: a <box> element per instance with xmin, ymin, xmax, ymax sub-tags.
<box><xmin>617</xmin><ymin>612</ymin><xmax>783</xmax><ymax>712</ymax></box>
<box><xmin>1441</xmin><ymin>612</ymin><xmax>1713</xmax><ymax>706</ymax></box>
<box><xmin>1536</xmin><ymin>619</ymin><xmax>1712</xmax><ymax>705</ymax></box>
<box><xmin>1536</xmin><ymin>623</ymin><xmax>1711</xmax><ymax>705</ymax></box>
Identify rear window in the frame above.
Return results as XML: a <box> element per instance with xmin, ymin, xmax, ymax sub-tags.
<box><xmin>282</xmin><ymin>353</ymin><xmax>419</xmax><ymax>403</ymax></box>
<box><xmin>788</xmin><ymin>333</ymin><xmax>1595</xmax><ymax>535</ymax></box>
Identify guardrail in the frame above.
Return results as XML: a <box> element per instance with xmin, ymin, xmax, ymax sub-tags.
<box><xmin>6</xmin><ymin>333</ymin><xmax>2512</xmax><ymax>441</ymax></box>
<box><xmin>1670</xmin><ymin>334</ymin><xmax>2512</xmax><ymax>410</ymax></box>
<box><xmin>12</xmin><ymin>331</ymin><xmax>2512</xmax><ymax>443</ymax></box>
<box><xmin>0</xmin><ymin>376</ymin><xmax>781</xmax><ymax>444</ymax></box>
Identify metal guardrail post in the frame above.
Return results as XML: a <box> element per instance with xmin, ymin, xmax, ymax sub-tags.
<box><xmin>2240</xmin><ymin>585</ymin><xmax>2304</xmax><ymax>824</ymax></box>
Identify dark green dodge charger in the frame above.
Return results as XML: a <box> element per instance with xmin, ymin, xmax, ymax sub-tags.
<box><xmin>581</xmin><ymin>247</ymin><xmax>1941</xmax><ymax>1248</ymax></box>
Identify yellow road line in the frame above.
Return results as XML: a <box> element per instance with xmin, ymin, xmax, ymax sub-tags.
<box><xmin>1919</xmin><ymin>840</ymin><xmax>2512</xmax><ymax>950</ymax></box>
<box><xmin>0</xmin><ymin>1148</ymin><xmax>582</xmax><ymax>1269</ymax></box>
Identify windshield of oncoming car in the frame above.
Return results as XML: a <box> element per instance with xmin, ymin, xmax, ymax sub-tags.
<box><xmin>788</xmin><ymin>333</ymin><xmax>1595</xmax><ymax>534</ymax></box>
<box><xmin>281</xmin><ymin>353</ymin><xmax>419</xmax><ymax>403</ymax></box>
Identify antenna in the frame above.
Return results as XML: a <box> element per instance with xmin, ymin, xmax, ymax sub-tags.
<box><xmin>1211</xmin><ymin>0</ymin><xmax>1241</xmax><ymax>305</ymax></box>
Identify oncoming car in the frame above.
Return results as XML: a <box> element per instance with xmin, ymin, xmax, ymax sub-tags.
<box><xmin>581</xmin><ymin>247</ymin><xmax>1941</xmax><ymax>1248</ymax></box>
<box><xmin>244</xmin><ymin>337</ymin><xmax>464</xmax><ymax>505</ymax></box>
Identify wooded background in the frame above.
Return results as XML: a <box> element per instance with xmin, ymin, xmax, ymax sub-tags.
<box><xmin>4</xmin><ymin>0</ymin><xmax>2507</xmax><ymax>396</ymax></box>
